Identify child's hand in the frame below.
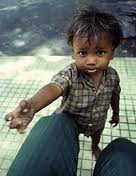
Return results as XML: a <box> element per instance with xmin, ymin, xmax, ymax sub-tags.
<box><xmin>5</xmin><ymin>100</ymin><xmax>35</xmax><ymax>134</ymax></box>
<box><xmin>109</xmin><ymin>114</ymin><xmax>119</xmax><ymax>127</ymax></box>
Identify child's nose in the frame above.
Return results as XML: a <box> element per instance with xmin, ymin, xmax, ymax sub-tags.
<box><xmin>86</xmin><ymin>56</ymin><xmax>96</xmax><ymax>66</ymax></box>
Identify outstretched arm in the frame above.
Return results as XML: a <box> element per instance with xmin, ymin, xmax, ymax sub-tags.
<box><xmin>28</xmin><ymin>83</ymin><xmax>63</xmax><ymax>113</ymax></box>
<box><xmin>5</xmin><ymin>83</ymin><xmax>63</xmax><ymax>133</ymax></box>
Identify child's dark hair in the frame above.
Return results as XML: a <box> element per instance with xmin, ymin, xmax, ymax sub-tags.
<box><xmin>66</xmin><ymin>5</ymin><xmax>123</xmax><ymax>49</ymax></box>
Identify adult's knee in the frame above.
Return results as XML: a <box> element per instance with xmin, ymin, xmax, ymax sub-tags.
<box><xmin>93</xmin><ymin>138</ymin><xmax>136</xmax><ymax>176</ymax></box>
<box><xmin>107</xmin><ymin>138</ymin><xmax>136</xmax><ymax>154</ymax></box>
<box><xmin>109</xmin><ymin>137</ymin><xmax>130</xmax><ymax>147</ymax></box>
<box><xmin>100</xmin><ymin>138</ymin><xmax>131</xmax><ymax>161</ymax></box>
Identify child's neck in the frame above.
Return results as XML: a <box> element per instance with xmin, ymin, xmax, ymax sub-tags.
<box><xmin>89</xmin><ymin>71</ymin><xmax>103</xmax><ymax>90</ymax></box>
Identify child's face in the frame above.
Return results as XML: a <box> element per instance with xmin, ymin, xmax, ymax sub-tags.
<box><xmin>72</xmin><ymin>32</ymin><xmax>114</xmax><ymax>76</ymax></box>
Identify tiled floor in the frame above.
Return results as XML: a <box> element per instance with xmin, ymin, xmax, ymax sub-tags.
<box><xmin>0</xmin><ymin>56</ymin><xmax>136</xmax><ymax>176</ymax></box>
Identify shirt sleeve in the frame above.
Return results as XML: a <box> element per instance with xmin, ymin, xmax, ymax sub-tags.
<box><xmin>50</xmin><ymin>64</ymin><xmax>73</xmax><ymax>96</ymax></box>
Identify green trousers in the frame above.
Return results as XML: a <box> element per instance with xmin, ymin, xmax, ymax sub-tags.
<box><xmin>7</xmin><ymin>113</ymin><xmax>79</xmax><ymax>176</ymax></box>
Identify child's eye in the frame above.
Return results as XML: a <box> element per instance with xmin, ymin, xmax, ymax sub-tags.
<box><xmin>96</xmin><ymin>50</ymin><xmax>106</xmax><ymax>57</ymax></box>
<box><xmin>78</xmin><ymin>51</ymin><xmax>87</xmax><ymax>57</ymax></box>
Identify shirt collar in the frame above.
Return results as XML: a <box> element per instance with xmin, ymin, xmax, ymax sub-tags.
<box><xmin>79</xmin><ymin>69</ymin><xmax>108</xmax><ymax>95</ymax></box>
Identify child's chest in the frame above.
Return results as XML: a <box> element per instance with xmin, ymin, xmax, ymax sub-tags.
<box><xmin>67</xmin><ymin>79</ymin><xmax>114</xmax><ymax>109</ymax></box>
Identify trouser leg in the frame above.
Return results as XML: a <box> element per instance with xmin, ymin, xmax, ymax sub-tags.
<box><xmin>7</xmin><ymin>113</ymin><xmax>79</xmax><ymax>176</ymax></box>
<box><xmin>93</xmin><ymin>138</ymin><xmax>136</xmax><ymax>176</ymax></box>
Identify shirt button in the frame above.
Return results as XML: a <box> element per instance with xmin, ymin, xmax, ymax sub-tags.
<box><xmin>88</xmin><ymin>123</ymin><xmax>93</xmax><ymax>127</ymax></box>
<box><xmin>93</xmin><ymin>109</ymin><xmax>96</xmax><ymax>112</ymax></box>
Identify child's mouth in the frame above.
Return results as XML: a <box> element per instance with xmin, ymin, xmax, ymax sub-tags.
<box><xmin>86</xmin><ymin>69</ymin><xmax>97</xmax><ymax>73</ymax></box>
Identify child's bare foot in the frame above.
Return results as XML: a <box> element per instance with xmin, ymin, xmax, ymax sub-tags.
<box><xmin>92</xmin><ymin>146</ymin><xmax>101</xmax><ymax>160</ymax></box>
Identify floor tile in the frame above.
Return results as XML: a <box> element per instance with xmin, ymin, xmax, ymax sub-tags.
<box><xmin>0</xmin><ymin>56</ymin><xmax>136</xmax><ymax>176</ymax></box>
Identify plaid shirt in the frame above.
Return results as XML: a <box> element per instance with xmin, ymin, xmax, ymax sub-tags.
<box><xmin>51</xmin><ymin>63</ymin><xmax>121</xmax><ymax>137</ymax></box>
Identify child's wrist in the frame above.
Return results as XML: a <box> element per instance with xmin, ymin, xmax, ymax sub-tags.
<box><xmin>27</xmin><ymin>98</ymin><xmax>36</xmax><ymax>113</ymax></box>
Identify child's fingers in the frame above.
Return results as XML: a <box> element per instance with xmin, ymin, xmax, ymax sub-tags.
<box><xmin>109</xmin><ymin>120</ymin><xmax>113</xmax><ymax>124</ymax></box>
<box><xmin>9</xmin><ymin>118</ymin><xmax>23</xmax><ymax>129</ymax></box>
<box><xmin>112</xmin><ymin>123</ymin><xmax>117</xmax><ymax>127</ymax></box>
<box><xmin>113</xmin><ymin>121</ymin><xmax>119</xmax><ymax>127</ymax></box>
<box><xmin>17</xmin><ymin>118</ymin><xmax>30</xmax><ymax>134</ymax></box>
<box><xmin>19</xmin><ymin>100</ymin><xmax>30</xmax><ymax>113</ymax></box>
<box><xmin>109</xmin><ymin>120</ymin><xmax>115</xmax><ymax>127</ymax></box>
<box><xmin>17</xmin><ymin>126</ymin><xmax>27</xmax><ymax>134</ymax></box>
<box><xmin>12</xmin><ymin>100</ymin><xmax>30</xmax><ymax>119</ymax></box>
<box><xmin>5</xmin><ymin>113</ymin><xmax>14</xmax><ymax>121</ymax></box>
<box><xmin>109</xmin><ymin>120</ymin><xmax>118</xmax><ymax>127</ymax></box>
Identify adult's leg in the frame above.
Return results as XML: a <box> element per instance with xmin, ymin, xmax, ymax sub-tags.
<box><xmin>7</xmin><ymin>113</ymin><xmax>79</xmax><ymax>176</ymax></box>
<box><xmin>93</xmin><ymin>138</ymin><xmax>136</xmax><ymax>176</ymax></box>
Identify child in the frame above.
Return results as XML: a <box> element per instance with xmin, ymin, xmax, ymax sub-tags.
<box><xmin>5</xmin><ymin>5</ymin><xmax>123</xmax><ymax>176</ymax></box>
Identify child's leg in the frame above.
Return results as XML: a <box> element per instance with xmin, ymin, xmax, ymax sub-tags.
<box><xmin>93</xmin><ymin>138</ymin><xmax>136</xmax><ymax>176</ymax></box>
<box><xmin>91</xmin><ymin>129</ymin><xmax>103</xmax><ymax>160</ymax></box>
<box><xmin>7</xmin><ymin>113</ymin><xmax>79</xmax><ymax>176</ymax></box>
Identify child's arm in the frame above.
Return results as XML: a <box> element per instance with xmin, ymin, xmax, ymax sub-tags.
<box><xmin>109</xmin><ymin>92</ymin><xmax>120</xmax><ymax>127</ymax></box>
<box><xmin>28</xmin><ymin>83</ymin><xmax>63</xmax><ymax>113</ymax></box>
<box><xmin>5</xmin><ymin>83</ymin><xmax>63</xmax><ymax>133</ymax></box>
